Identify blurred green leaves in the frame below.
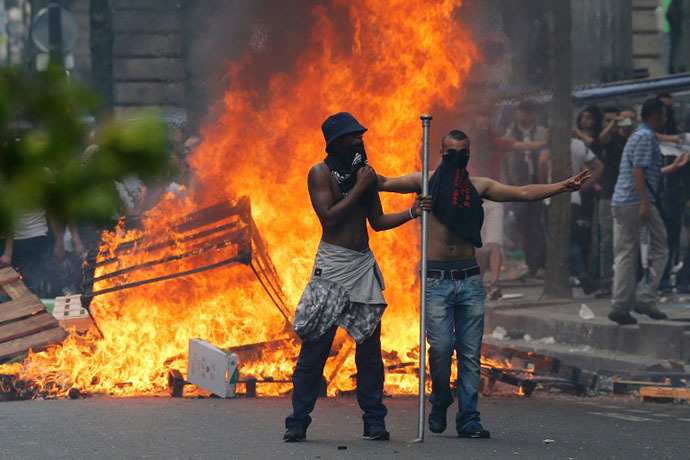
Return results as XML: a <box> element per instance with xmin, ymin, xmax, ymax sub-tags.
<box><xmin>0</xmin><ymin>66</ymin><xmax>172</xmax><ymax>234</ymax></box>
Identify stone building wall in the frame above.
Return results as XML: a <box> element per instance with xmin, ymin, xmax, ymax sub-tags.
<box><xmin>110</xmin><ymin>0</ymin><xmax>184</xmax><ymax>114</ymax></box>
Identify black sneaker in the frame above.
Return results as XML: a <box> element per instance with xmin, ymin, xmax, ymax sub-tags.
<box><xmin>579</xmin><ymin>277</ymin><xmax>599</xmax><ymax>295</ymax></box>
<box><xmin>362</xmin><ymin>424</ymin><xmax>390</xmax><ymax>441</ymax></box>
<box><xmin>608</xmin><ymin>310</ymin><xmax>638</xmax><ymax>325</ymax></box>
<box><xmin>283</xmin><ymin>426</ymin><xmax>306</xmax><ymax>442</ymax></box>
<box><xmin>428</xmin><ymin>405</ymin><xmax>447</xmax><ymax>433</ymax></box>
<box><xmin>594</xmin><ymin>287</ymin><xmax>612</xmax><ymax>299</ymax></box>
<box><xmin>457</xmin><ymin>421</ymin><xmax>490</xmax><ymax>438</ymax></box>
<box><xmin>632</xmin><ymin>304</ymin><xmax>668</xmax><ymax>320</ymax></box>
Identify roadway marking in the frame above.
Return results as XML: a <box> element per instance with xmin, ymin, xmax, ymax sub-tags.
<box><xmin>589</xmin><ymin>411</ymin><xmax>661</xmax><ymax>422</ymax></box>
<box><xmin>676</xmin><ymin>418</ymin><xmax>690</xmax><ymax>422</ymax></box>
<box><xmin>625</xmin><ymin>409</ymin><xmax>650</xmax><ymax>414</ymax></box>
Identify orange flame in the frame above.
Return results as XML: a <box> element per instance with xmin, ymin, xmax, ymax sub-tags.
<box><xmin>0</xmin><ymin>0</ymin><xmax>478</xmax><ymax>397</ymax></box>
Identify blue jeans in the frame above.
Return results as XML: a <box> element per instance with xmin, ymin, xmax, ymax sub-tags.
<box><xmin>426</xmin><ymin>274</ymin><xmax>485</xmax><ymax>431</ymax></box>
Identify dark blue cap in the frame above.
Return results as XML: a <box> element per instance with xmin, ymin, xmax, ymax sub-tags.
<box><xmin>321</xmin><ymin>112</ymin><xmax>368</xmax><ymax>148</ymax></box>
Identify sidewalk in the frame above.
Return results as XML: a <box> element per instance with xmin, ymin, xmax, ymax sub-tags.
<box><xmin>484</xmin><ymin>280</ymin><xmax>690</xmax><ymax>374</ymax></box>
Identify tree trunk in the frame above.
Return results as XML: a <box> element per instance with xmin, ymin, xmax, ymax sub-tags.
<box><xmin>543</xmin><ymin>0</ymin><xmax>573</xmax><ymax>298</ymax></box>
<box><xmin>89</xmin><ymin>0</ymin><xmax>113</xmax><ymax>113</ymax></box>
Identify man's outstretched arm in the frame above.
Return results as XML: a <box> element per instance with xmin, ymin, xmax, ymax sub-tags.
<box><xmin>476</xmin><ymin>170</ymin><xmax>591</xmax><ymax>202</ymax></box>
<box><xmin>377</xmin><ymin>172</ymin><xmax>424</xmax><ymax>194</ymax></box>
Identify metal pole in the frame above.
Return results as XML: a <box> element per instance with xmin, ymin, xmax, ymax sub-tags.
<box><xmin>413</xmin><ymin>114</ymin><xmax>432</xmax><ymax>443</ymax></box>
<box><xmin>48</xmin><ymin>3</ymin><xmax>64</xmax><ymax>67</ymax></box>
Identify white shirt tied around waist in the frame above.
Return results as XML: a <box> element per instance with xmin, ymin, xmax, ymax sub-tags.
<box><xmin>292</xmin><ymin>240</ymin><xmax>387</xmax><ymax>343</ymax></box>
<box><xmin>13</xmin><ymin>211</ymin><xmax>49</xmax><ymax>240</ymax></box>
<box><xmin>312</xmin><ymin>240</ymin><xmax>386</xmax><ymax>305</ymax></box>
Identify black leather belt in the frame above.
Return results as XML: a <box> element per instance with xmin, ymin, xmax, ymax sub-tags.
<box><xmin>427</xmin><ymin>266</ymin><xmax>481</xmax><ymax>281</ymax></box>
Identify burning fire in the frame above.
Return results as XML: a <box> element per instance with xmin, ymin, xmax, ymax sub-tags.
<box><xmin>1</xmin><ymin>0</ymin><xmax>479</xmax><ymax>397</ymax></box>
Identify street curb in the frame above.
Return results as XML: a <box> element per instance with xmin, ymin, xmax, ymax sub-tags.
<box><xmin>485</xmin><ymin>303</ymin><xmax>690</xmax><ymax>362</ymax></box>
<box><xmin>482</xmin><ymin>337</ymin><xmax>662</xmax><ymax>374</ymax></box>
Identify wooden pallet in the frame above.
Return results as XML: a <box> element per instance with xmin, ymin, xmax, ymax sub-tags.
<box><xmin>613</xmin><ymin>379</ymin><xmax>672</xmax><ymax>395</ymax></box>
<box><xmin>0</xmin><ymin>267</ymin><xmax>68</xmax><ymax>363</ymax></box>
<box><xmin>640</xmin><ymin>386</ymin><xmax>690</xmax><ymax>402</ymax></box>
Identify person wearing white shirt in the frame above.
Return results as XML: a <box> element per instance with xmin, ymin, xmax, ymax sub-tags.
<box><xmin>0</xmin><ymin>210</ymin><xmax>51</xmax><ymax>296</ymax></box>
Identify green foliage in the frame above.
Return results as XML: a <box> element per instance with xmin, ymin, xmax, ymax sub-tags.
<box><xmin>0</xmin><ymin>66</ymin><xmax>172</xmax><ymax>233</ymax></box>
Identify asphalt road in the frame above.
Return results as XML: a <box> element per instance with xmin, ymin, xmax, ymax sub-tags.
<box><xmin>1</xmin><ymin>393</ymin><xmax>689</xmax><ymax>460</ymax></box>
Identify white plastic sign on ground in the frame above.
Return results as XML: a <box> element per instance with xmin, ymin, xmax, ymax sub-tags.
<box><xmin>187</xmin><ymin>338</ymin><xmax>239</xmax><ymax>398</ymax></box>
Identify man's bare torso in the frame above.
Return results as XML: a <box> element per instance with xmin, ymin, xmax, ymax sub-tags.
<box><xmin>427</xmin><ymin>212</ymin><xmax>476</xmax><ymax>260</ymax></box>
<box><xmin>314</xmin><ymin>162</ymin><xmax>371</xmax><ymax>251</ymax></box>
<box><xmin>427</xmin><ymin>176</ymin><xmax>490</xmax><ymax>261</ymax></box>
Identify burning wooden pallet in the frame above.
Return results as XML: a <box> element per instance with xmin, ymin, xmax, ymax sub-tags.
<box><xmin>0</xmin><ymin>267</ymin><xmax>68</xmax><ymax>363</ymax></box>
<box><xmin>480</xmin><ymin>343</ymin><xmax>599</xmax><ymax>396</ymax></box>
<box><xmin>81</xmin><ymin>196</ymin><xmax>292</xmax><ymax>329</ymax></box>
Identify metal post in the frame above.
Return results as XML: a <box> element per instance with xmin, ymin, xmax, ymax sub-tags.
<box><xmin>412</xmin><ymin>114</ymin><xmax>432</xmax><ymax>443</ymax></box>
<box><xmin>48</xmin><ymin>3</ymin><xmax>64</xmax><ymax>67</ymax></box>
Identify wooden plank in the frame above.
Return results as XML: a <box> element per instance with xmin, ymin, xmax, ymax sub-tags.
<box><xmin>0</xmin><ymin>296</ymin><xmax>45</xmax><ymax>324</ymax></box>
<box><xmin>52</xmin><ymin>295</ymin><xmax>88</xmax><ymax>319</ymax></box>
<box><xmin>0</xmin><ymin>327</ymin><xmax>68</xmax><ymax>361</ymax></box>
<box><xmin>1</xmin><ymin>280</ymin><xmax>32</xmax><ymax>300</ymax></box>
<box><xmin>0</xmin><ymin>267</ymin><xmax>19</xmax><ymax>286</ymax></box>
<box><xmin>613</xmin><ymin>380</ymin><xmax>671</xmax><ymax>395</ymax></box>
<box><xmin>0</xmin><ymin>286</ymin><xmax>10</xmax><ymax>303</ymax></box>
<box><xmin>58</xmin><ymin>317</ymin><xmax>94</xmax><ymax>332</ymax></box>
<box><xmin>640</xmin><ymin>386</ymin><xmax>690</xmax><ymax>401</ymax></box>
<box><xmin>0</xmin><ymin>313</ymin><xmax>59</xmax><ymax>344</ymax></box>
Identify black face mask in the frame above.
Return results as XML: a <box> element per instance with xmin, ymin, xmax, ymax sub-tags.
<box><xmin>327</xmin><ymin>142</ymin><xmax>367</xmax><ymax>170</ymax></box>
<box><xmin>324</xmin><ymin>141</ymin><xmax>369</xmax><ymax>195</ymax></box>
<box><xmin>442</xmin><ymin>148</ymin><xmax>470</xmax><ymax>170</ymax></box>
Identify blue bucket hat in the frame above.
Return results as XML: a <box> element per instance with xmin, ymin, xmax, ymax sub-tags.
<box><xmin>321</xmin><ymin>112</ymin><xmax>368</xmax><ymax>148</ymax></box>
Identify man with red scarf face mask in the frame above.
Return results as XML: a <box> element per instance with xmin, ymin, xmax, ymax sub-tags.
<box><xmin>379</xmin><ymin>130</ymin><xmax>589</xmax><ymax>439</ymax></box>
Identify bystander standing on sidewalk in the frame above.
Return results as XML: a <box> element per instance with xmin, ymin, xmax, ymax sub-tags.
<box><xmin>470</xmin><ymin>110</ymin><xmax>546</xmax><ymax>299</ymax></box>
<box><xmin>503</xmin><ymin>100</ymin><xmax>548</xmax><ymax>278</ymax></box>
<box><xmin>573</xmin><ymin>106</ymin><xmax>604</xmax><ymax>155</ymax></box>
<box><xmin>0</xmin><ymin>210</ymin><xmax>54</xmax><ymax>297</ymax></box>
<box><xmin>590</xmin><ymin>107</ymin><xmax>637</xmax><ymax>297</ymax></box>
<box><xmin>608</xmin><ymin>98</ymin><xmax>690</xmax><ymax>325</ymax></box>
<box><xmin>656</xmin><ymin>93</ymin><xmax>689</xmax><ymax>292</ymax></box>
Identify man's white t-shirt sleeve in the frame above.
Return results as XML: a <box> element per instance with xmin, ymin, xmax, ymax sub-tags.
<box><xmin>569</xmin><ymin>139</ymin><xmax>595</xmax><ymax>206</ymax></box>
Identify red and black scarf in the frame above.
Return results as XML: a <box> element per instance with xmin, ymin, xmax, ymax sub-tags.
<box><xmin>428</xmin><ymin>149</ymin><xmax>484</xmax><ymax>248</ymax></box>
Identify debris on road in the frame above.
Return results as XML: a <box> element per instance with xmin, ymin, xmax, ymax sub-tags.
<box><xmin>491</xmin><ymin>326</ymin><xmax>507</xmax><ymax>340</ymax></box>
<box><xmin>187</xmin><ymin>338</ymin><xmax>239</xmax><ymax>398</ymax></box>
<box><xmin>579</xmin><ymin>303</ymin><xmax>594</xmax><ymax>320</ymax></box>
<box><xmin>568</xmin><ymin>345</ymin><xmax>592</xmax><ymax>353</ymax></box>
<box><xmin>640</xmin><ymin>386</ymin><xmax>690</xmax><ymax>403</ymax></box>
